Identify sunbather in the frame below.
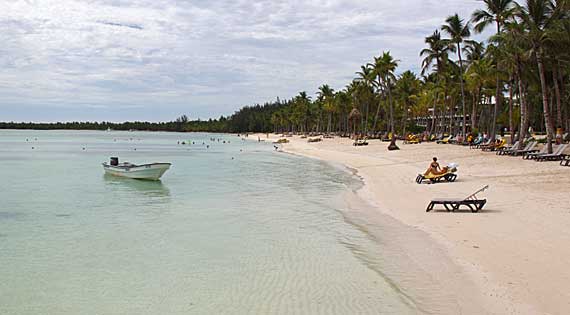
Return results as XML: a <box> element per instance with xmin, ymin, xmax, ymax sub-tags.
<box><xmin>424</xmin><ymin>157</ymin><xmax>448</xmax><ymax>176</ymax></box>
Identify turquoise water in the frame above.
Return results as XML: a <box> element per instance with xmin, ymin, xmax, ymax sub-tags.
<box><xmin>0</xmin><ymin>130</ymin><xmax>424</xmax><ymax>314</ymax></box>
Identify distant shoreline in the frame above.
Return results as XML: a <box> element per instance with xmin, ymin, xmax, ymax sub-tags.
<box><xmin>0</xmin><ymin>120</ymin><xmax>229</xmax><ymax>133</ymax></box>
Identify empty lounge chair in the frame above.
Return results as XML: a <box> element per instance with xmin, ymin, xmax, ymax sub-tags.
<box><xmin>426</xmin><ymin>185</ymin><xmax>489</xmax><ymax>213</ymax></box>
<box><xmin>522</xmin><ymin>144</ymin><xmax>551</xmax><ymax>160</ymax></box>
<box><xmin>535</xmin><ymin>144</ymin><xmax>568</xmax><ymax>162</ymax></box>
<box><xmin>509</xmin><ymin>141</ymin><xmax>537</xmax><ymax>156</ymax></box>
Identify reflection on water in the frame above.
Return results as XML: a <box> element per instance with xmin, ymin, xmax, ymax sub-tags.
<box><xmin>0</xmin><ymin>211</ymin><xmax>24</xmax><ymax>221</ymax></box>
<box><xmin>103</xmin><ymin>174</ymin><xmax>170</xmax><ymax>198</ymax></box>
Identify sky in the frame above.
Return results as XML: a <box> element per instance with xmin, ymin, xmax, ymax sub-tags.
<box><xmin>0</xmin><ymin>0</ymin><xmax>488</xmax><ymax>122</ymax></box>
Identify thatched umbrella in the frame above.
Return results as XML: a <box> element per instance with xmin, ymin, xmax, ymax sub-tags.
<box><xmin>348</xmin><ymin>108</ymin><xmax>362</xmax><ymax>137</ymax></box>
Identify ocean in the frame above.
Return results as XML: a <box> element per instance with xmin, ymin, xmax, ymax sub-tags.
<box><xmin>0</xmin><ymin>130</ymin><xmax>446</xmax><ymax>314</ymax></box>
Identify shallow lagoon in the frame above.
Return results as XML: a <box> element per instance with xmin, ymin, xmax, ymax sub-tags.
<box><xmin>0</xmin><ymin>130</ymin><xmax>421</xmax><ymax>314</ymax></box>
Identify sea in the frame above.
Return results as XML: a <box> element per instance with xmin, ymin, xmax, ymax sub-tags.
<box><xmin>0</xmin><ymin>130</ymin><xmax>475</xmax><ymax>314</ymax></box>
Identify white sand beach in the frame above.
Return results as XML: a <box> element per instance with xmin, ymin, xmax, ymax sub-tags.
<box><xmin>259</xmin><ymin>134</ymin><xmax>570</xmax><ymax>314</ymax></box>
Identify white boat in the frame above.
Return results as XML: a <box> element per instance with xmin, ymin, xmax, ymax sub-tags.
<box><xmin>102</xmin><ymin>157</ymin><xmax>171</xmax><ymax>180</ymax></box>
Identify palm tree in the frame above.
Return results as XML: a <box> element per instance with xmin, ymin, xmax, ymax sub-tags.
<box><xmin>396</xmin><ymin>71</ymin><xmax>421</xmax><ymax>135</ymax></box>
<box><xmin>369</xmin><ymin>52</ymin><xmax>400</xmax><ymax>150</ymax></box>
<box><xmin>472</xmin><ymin>0</ymin><xmax>516</xmax><ymax>142</ymax></box>
<box><xmin>442</xmin><ymin>14</ymin><xmax>471</xmax><ymax>137</ymax></box>
<box><xmin>420</xmin><ymin>30</ymin><xmax>449</xmax><ymax>76</ymax></box>
<box><xmin>499</xmin><ymin>19</ymin><xmax>532</xmax><ymax>149</ymax></box>
<box><xmin>356</xmin><ymin>65</ymin><xmax>375</xmax><ymax>133</ymax></box>
<box><xmin>515</xmin><ymin>0</ymin><xmax>563</xmax><ymax>153</ymax></box>
<box><xmin>420</xmin><ymin>31</ymin><xmax>450</xmax><ymax>135</ymax></box>
<box><xmin>466</xmin><ymin>57</ymin><xmax>494</xmax><ymax>131</ymax></box>
<box><xmin>317</xmin><ymin>84</ymin><xmax>335</xmax><ymax>133</ymax></box>
<box><xmin>464</xmin><ymin>40</ymin><xmax>486</xmax><ymax>64</ymax></box>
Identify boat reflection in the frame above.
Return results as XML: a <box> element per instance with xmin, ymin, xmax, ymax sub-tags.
<box><xmin>103</xmin><ymin>174</ymin><xmax>171</xmax><ymax>198</ymax></box>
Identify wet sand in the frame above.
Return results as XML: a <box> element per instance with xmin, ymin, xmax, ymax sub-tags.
<box><xmin>258</xmin><ymin>134</ymin><xmax>570</xmax><ymax>314</ymax></box>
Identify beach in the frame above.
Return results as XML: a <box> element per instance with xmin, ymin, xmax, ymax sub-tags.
<box><xmin>262</xmin><ymin>134</ymin><xmax>570</xmax><ymax>314</ymax></box>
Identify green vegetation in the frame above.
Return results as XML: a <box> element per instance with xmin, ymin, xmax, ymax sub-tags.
<box><xmin>2</xmin><ymin>0</ymin><xmax>569</xmax><ymax>154</ymax></box>
<box><xmin>0</xmin><ymin>117</ymin><xmax>229</xmax><ymax>133</ymax></box>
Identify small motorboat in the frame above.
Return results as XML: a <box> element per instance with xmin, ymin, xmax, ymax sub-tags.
<box><xmin>102</xmin><ymin>157</ymin><xmax>171</xmax><ymax>180</ymax></box>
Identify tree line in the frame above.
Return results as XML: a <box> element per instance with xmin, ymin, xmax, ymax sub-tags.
<box><xmin>0</xmin><ymin>115</ymin><xmax>229</xmax><ymax>133</ymax></box>
<box><xmin>230</xmin><ymin>0</ymin><xmax>570</xmax><ymax>153</ymax></box>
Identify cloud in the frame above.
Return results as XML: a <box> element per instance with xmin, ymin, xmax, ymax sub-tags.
<box><xmin>0</xmin><ymin>0</ymin><xmax>485</xmax><ymax>121</ymax></box>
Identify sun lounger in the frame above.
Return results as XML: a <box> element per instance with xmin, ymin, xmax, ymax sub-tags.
<box><xmin>496</xmin><ymin>141</ymin><xmax>520</xmax><ymax>155</ymax></box>
<box><xmin>437</xmin><ymin>135</ymin><xmax>452</xmax><ymax>144</ymax></box>
<box><xmin>472</xmin><ymin>136</ymin><xmax>483</xmax><ymax>145</ymax></box>
<box><xmin>509</xmin><ymin>141</ymin><xmax>537</xmax><ymax>156</ymax></box>
<box><xmin>560</xmin><ymin>155</ymin><xmax>570</xmax><ymax>167</ymax></box>
<box><xmin>470</xmin><ymin>138</ymin><xmax>490</xmax><ymax>149</ymax></box>
<box><xmin>353</xmin><ymin>139</ymin><xmax>369</xmax><ymax>146</ymax></box>
<box><xmin>426</xmin><ymin>185</ymin><xmax>489</xmax><ymax>213</ymax></box>
<box><xmin>482</xmin><ymin>139</ymin><xmax>506</xmax><ymax>152</ymax></box>
<box><xmin>535</xmin><ymin>144</ymin><xmax>568</xmax><ymax>162</ymax></box>
<box><xmin>522</xmin><ymin>144</ymin><xmax>550</xmax><ymax>160</ymax></box>
<box><xmin>416</xmin><ymin>167</ymin><xmax>458</xmax><ymax>184</ymax></box>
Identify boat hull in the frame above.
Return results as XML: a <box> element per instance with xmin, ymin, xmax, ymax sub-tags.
<box><xmin>103</xmin><ymin>163</ymin><xmax>171</xmax><ymax>180</ymax></box>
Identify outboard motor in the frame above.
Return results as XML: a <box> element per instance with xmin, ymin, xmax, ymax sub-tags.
<box><xmin>110</xmin><ymin>157</ymin><xmax>119</xmax><ymax>166</ymax></box>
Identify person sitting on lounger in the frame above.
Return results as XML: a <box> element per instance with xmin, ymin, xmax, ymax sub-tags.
<box><xmin>425</xmin><ymin>157</ymin><xmax>448</xmax><ymax>176</ymax></box>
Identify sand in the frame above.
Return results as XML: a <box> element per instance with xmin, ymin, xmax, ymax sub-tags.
<box><xmin>255</xmin><ymin>133</ymin><xmax>570</xmax><ymax>314</ymax></box>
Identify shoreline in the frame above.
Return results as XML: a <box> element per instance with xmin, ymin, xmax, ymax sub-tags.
<box><xmin>257</xmin><ymin>133</ymin><xmax>570</xmax><ymax>314</ymax></box>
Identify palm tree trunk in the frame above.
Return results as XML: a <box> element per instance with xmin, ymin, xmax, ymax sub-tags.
<box><xmin>517</xmin><ymin>74</ymin><xmax>527</xmax><ymax>150</ymax></box>
<box><xmin>402</xmin><ymin>102</ymin><xmax>408</xmax><ymax>137</ymax></box>
<box><xmin>387</xmin><ymin>81</ymin><xmax>399</xmax><ymax>150</ymax></box>
<box><xmin>365</xmin><ymin>103</ymin><xmax>370</xmax><ymax>135</ymax></box>
<box><xmin>388</xmin><ymin>83</ymin><xmax>394</xmax><ymax>134</ymax></box>
<box><xmin>430</xmin><ymin>94</ymin><xmax>437</xmax><ymax>135</ymax></box>
<box><xmin>457</xmin><ymin>44</ymin><xmax>467</xmax><ymax>137</ymax></box>
<box><xmin>553</xmin><ymin>67</ymin><xmax>562</xmax><ymax>128</ymax></box>
<box><xmin>558</xmin><ymin>60</ymin><xmax>567</xmax><ymax>132</ymax></box>
<box><xmin>472</xmin><ymin>86</ymin><xmax>480</xmax><ymax>131</ymax></box>
<box><xmin>536</xmin><ymin>50</ymin><xmax>554</xmax><ymax>153</ymax></box>
<box><xmin>508</xmin><ymin>77</ymin><xmax>514</xmax><ymax>144</ymax></box>
<box><xmin>490</xmin><ymin>22</ymin><xmax>502</xmax><ymax>142</ymax></box>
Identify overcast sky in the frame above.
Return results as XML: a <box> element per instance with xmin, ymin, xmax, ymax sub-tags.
<box><xmin>1</xmin><ymin>0</ymin><xmax>487</xmax><ymax>122</ymax></box>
